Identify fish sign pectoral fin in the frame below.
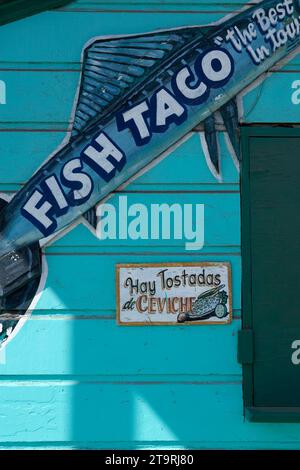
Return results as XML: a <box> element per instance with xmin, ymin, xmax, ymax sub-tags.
<box><xmin>82</xmin><ymin>206</ymin><xmax>98</xmax><ymax>230</ymax></box>
<box><xmin>220</xmin><ymin>98</ymin><xmax>241</xmax><ymax>163</ymax></box>
<box><xmin>203</xmin><ymin>114</ymin><xmax>220</xmax><ymax>176</ymax></box>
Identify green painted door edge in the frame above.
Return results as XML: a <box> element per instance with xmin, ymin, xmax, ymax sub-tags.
<box><xmin>240</xmin><ymin>125</ymin><xmax>254</xmax><ymax>413</ymax></box>
<box><xmin>0</xmin><ymin>0</ymin><xmax>72</xmax><ymax>26</ymax></box>
<box><xmin>246</xmin><ymin>407</ymin><xmax>300</xmax><ymax>423</ymax></box>
<box><xmin>240</xmin><ymin>125</ymin><xmax>300</xmax><ymax>423</ymax></box>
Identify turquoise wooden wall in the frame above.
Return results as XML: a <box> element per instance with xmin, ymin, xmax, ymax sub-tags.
<box><xmin>0</xmin><ymin>0</ymin><xmax>300</xmax><ymax>449</ymax></box>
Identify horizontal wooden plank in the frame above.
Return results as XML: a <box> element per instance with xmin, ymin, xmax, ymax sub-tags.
<box><xmin>0</xmin><ymin>132</ymin><xmax>238</xmax><ymax>188</ymax></box>
<box><xmin>0</xmin><ymin>130</ymin><xmax>65</xmax><ymax>189</ymax></box>
<box><xmin>0</xmin><ymin>12</ymin><xmax>228</xmax><ymax>63</ymax></box>
<box><xmin>2</xmin><ymin>439</ymin><xmax>300</xmax><ymax>450</ymax></box>
<box><xmin>1</xmin><ymin>318</ymin><xmax>241</xmax><ymax>376</ymax></box>
<box><xmin>1</xmin><ymin>61</ymin><xmax>300</xmax><ymax>70</ymax></box>
<box><xmin>11</xmin><ymin>308</ymin><xmax>241</xmax><ymax>318</ymax></box>
<box><xmin>0</xmin><ymin>70</ymin><xmax>78</xmax><ymax>123</ymax></box>
<box><xmin>0</xmin><ymin>69</ymin><xmax>299</xmax><ymax>125</ymax></box>
<box><xmin>72</xmin><ymin>0</ymin><xmax>247</xmax><ymax>3</ymax></box>
<box><xmin>56</xmin><ymin>4</ymin><xmax>252</xmax><ymax>14</ymax></box>
<box><xmin>34</xmin><ymin>252</ymin><xmax>241</xmax><ymax>310</ymax></box>
<box><xmin>68</xmin><ymin>0</ymin><xmax>254</xmax><ymax>8</ymax></box>
<box><xmin>2</xmin><ymin>381</ymin><xmax>300</xmax><ymax>445</ymax></box>
<box><xmin>45</xmin><ymin>246</ymin><xmax>241</xmax><ymax>255</ymax></box>
<box><xmin>243</xmin><ymin>72</ymin><xmax>300</xmax><ymax>123</ymax></box>
<box><xmin>60</xmin><ymin>4</ymin><xmax>237</xmax><ymax>12</ymax></box>
<box><xmin>0</xmin><ymin>7</ymin><xmax>299</xmax><ymax>66</ymax></box>
<box><xmin>45</xmin><ymin>191</ymin><xmax>240</xmax><ymax>249</ymax></box>
<box><xmin>0</xmin><ymin>382</ymin><xmax>241</xmax><ymax>442</ymax></box>
<box><xmin>72</xmin><ymin>0</ymin><xmax>251</xmax><ymax>3</ymax></box>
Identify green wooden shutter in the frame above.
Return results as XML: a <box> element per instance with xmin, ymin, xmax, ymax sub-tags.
<box><xmin>239</xmin><ymin>126</ymin><xmax>300</xmax><ymax>422</ymax></box>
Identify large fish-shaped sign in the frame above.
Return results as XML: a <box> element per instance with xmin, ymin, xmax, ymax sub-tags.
<box><xmin>0</xmin><ymin>0</ymin><xmax>300</xmax><ymax>347</ymax></box>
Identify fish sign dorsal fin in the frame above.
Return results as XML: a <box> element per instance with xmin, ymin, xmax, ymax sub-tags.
<box><xmin>71</xmin><ymin>27</ymin><xmax>204</xmax><ymax>137</ymax></box>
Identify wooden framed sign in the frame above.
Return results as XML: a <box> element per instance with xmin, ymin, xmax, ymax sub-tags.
<box><xmin>116</xmin><ymin>263</ymin><xmax>232</xmax><ymax>325</ymax></box>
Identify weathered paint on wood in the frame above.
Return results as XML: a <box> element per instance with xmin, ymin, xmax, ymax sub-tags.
<box><xmin>0</xmin><ymin>132</ymin><xmax>239</xmax><ymax>189</ymax></box>
<box><xmin>1</xmin><ymin>318</ymin><xmax>241</xmax><ymax>376</ymax></box>
<box><xmin>0</xmin><ymin>70</ymin><xmax>298</xmax><ymax>124</ymax></box>
<box><xmin>2</xmin><ymin>382</ymin><xmax>300</xmax><ymax>448</ymax></box>
<box><xmin>35</xmin><ymin>254</ymin><xmax>241</xmax><ymax>311</ymax></box>
<box><xmin>0</xmin><ymin>0</ymin><xmax>299</xmax><ymax>449</ymax></box>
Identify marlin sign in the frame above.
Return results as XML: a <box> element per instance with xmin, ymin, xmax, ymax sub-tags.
<box><xmin>0</xmin><ymin>0</ymin><xmax>299</xmax><ymax>347</ymax></box>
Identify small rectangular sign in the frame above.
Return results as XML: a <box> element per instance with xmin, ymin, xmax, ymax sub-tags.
<box><xmin>116</xmin><ymin>262</ymin><xmax>232</xmax><ymax>325</ymax></box>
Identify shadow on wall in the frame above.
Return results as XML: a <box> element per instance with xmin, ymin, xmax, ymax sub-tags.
<box><xmin>65</xmin><ymin>240</ymin><xmax>241</xmax><ymax>449</ymax></box>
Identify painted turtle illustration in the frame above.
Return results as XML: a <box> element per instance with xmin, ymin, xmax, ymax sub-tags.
<box><xmin>177</xmin><ymin>284</ymin><xmax>228</xmax><ymax>323</ymax></box>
